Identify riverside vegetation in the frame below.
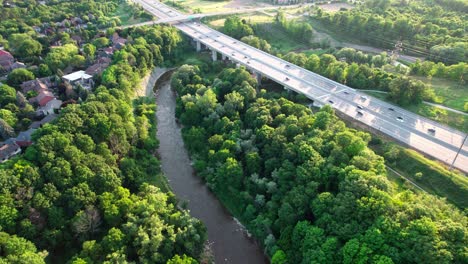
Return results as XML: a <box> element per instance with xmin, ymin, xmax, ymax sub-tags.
<box><xmin>0</xmin><ymin>25</ymin><xmax>207</xmax><ymax>263</ymax></box>
<box><xmin>172</xmin><ymin>64</ymin><xmax>467</xmax><ymax>264</ymax></box>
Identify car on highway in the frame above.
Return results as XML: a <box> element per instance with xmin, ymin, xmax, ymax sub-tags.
<box><xmin>231</xmin><ymin>53</ymin><xmax>235</xmax><ymax>56</ymax></box>
<box><xmin>328</xmin><ymin>100</ymin><xmax>334</xmax><ymax>104</ymax></box>
<box><xmin>388</xmin><ymin>107</ymin><xmax>395</xmax><ymax>111</ymax></box>
<box><xmin>244</xmin><ymin>55</ymin><xmax>248</xmax><ymax>59</ymax></box>
<box><xmin>360</xmin><ymin>95</ymin><xmax>368</xmax><ymax>100</ymax></box>
<box><xmin>396</xmin><ymin>116</ymin><xmax>404</xmax><ymax>122</ymax></box>
<box><xmin>356</xmin><ymin>110</ymin><xmax>364</xmax><ymax>116</ymax></box>
<box><xmin>232</xmin><ymin>41</ymin><xmax>237</xmax><ymax>44</ymax></box>
<box><xmin>357</xmin><ymin>105</ymin><xmax>364</xmax><ymax>110</ymax></box>
<box><xmin>428</xmin><ymin>128</ymin><xmax>436</xmax><ymax>134</ymax></box>
<box><xmin>285</xmin><ymin>64</ymin><xmax>290</xmax><ymax>68</ymax></box>
<box><xmin>285</xmin><ymin>77</ymin><xmax>290</xmax><ymax>81</ymax></box>
<box><xmin>344</xmin><ymin>91</ymin><xmax>350</xmax><ymax>95</ymax></box>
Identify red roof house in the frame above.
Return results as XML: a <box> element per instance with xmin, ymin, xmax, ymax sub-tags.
<box><xmin>29</xmin><ymin>90</ymin><xmax>55</xmax><ymax>107</ymax></box>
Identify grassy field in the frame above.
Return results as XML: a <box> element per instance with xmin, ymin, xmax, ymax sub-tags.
<box><xmin>369</xmin><ymin>138</ymin><xmax>468</xmax><ymax>209</ymax></box>
<box><xmin>411</xmin><ymin>75</ymin><xmax>468</xmax><ymax>112</ymax></box>
<box><xmin>390</xmin><ymin>147</ymin><xmax>467</xmax><ymax>208</ymax></box>
<box><xmin>207</xmin><ymin>13</ymin><xmax>314</xmax><ymax>53</ymax></box>
<box><xmin>164</xmin><ymin>0</ymin><xmax>258</xmax><ymax>13</ymax></box>
<box><xmin>112</xmin><ymin>4</ymin><xmax>151</xmax><ymax>25</ymax></box>
<box><xmin>364</xmin><ymin>91</ymin><xmax>468</xmax><ymax>133</ymax></box>
<box><xmin>385</xmin><ymin>166</ymin><xmax>419</xmax><ymax>193</ymax></box>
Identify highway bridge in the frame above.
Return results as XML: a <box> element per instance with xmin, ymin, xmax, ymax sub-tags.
<box><xmin>132</xmin><ymin>0</ymin><xmax>468</xmax><ymax>173</ymax></box>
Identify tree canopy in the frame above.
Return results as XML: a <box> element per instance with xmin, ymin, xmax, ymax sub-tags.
<box><xmin>172</xmin><ymin>65</ymin><xmax>468</xmax><ymax>263</ymax></box>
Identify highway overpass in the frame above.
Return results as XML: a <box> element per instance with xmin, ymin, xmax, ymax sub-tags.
<box><xmin>132</xmin><ymin>0</ymin><xmax>468</xmax><ymax>173</ymax></box>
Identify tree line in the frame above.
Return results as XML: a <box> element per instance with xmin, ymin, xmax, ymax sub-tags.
<box><xmin>315</xmin><ymin>0</ymin><xmax>467</xmax><ymax>64</ymax></box>
<box><xmin>0</xmin><ymin>26</ymin><xmax>206</xmax><ymax>263</ymax></box>
<box><xmin>172</xmin><ymin>64</ymin><xmax>467</xmax><ymax>264</ymax></box>
<box><xmin>280</xmin><ymin>50</ymin><xmax>432</xmax><ymax>105</ymax></box>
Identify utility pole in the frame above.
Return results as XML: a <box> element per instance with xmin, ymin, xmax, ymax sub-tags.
<box><xmin>390</xmin><ymin>40</ymin><xmax>403</xmax><ymax>63</ymax></box>
<box><xmin>450</xmin><ymin>134</ymin><xmax>468</xmax><ymax>171</ymax></box>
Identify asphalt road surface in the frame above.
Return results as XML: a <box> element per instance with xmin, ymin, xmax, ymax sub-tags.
<box><xmin>133</xmin><ymin>0</ymin><xmax>468</xmax><ymax>173</ymax></box>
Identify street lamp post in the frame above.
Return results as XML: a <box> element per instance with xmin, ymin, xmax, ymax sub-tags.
<box><xmin>450</xmin><ymin>134</ymin><xmax>468</xmax><ymax>171</ymax></box>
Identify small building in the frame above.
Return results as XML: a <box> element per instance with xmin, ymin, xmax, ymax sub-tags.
<box><xmin>0</xmin><ymin>140</ymin><xmax>21</xmax><ymax>163</ymax></box>
<box><xmin>62</xmin><ymin>70</ymin><xmax>94</xmax><ymax>89</ymax></box>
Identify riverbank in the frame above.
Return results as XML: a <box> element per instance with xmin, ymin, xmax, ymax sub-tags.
<box><xmin>155</xmin><ymin>77</ymin><xmax>267</xmax><ymax>264</ymax></box>
<box><xmin>135</xmin><ymin>67</ymin><xmax>174</xmax><ymax>97</ymax></box>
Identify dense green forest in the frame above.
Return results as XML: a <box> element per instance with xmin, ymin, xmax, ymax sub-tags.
<box><xmin>0</xmin><ymin>26</ymin><xmax>206</xmax><ymax>263</ymax></box>
<box><xmin>315</xmin><ymin>0</ymin><xmax>467</xmax><ymax>64</ymax></box>
<box><xmin>172</xmin><ymin>64</ymin><xmax>467</xmax><ymax>263</ymax></box>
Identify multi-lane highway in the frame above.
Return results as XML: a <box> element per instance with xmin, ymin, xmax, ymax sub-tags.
<box><xmin>132</xmin><ymin>0</ymin><xmax>468</xmax><ymax>173</ymax></box>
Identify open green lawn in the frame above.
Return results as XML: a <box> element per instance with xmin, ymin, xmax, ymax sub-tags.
<box><xmin>112</xmin><ymin>4</ymin><xmax>151</xmax><ymax>25</ymax></box>
<box><xmin>255</xmin><ymin>22</ymin><xmax>308</xmax><ymax>53</ymax></box>
<box><xmin>411</xmin><ymin>75</ymin><xmax>468</xmax><ymax>112</ymax></box>
<box><xmin>208</xmin><ymin>14</ymin><xmax>317</xmax><ymax>54</ymax></box>
<box><xmin>164</xmin><ymin>0</ymin><xmax>233</xmax><ymax>13</ymax></box>
<box><xmin>364</xmin><ymin>91</ymin><xmax>468</xmax><ymax>133</ymax></box>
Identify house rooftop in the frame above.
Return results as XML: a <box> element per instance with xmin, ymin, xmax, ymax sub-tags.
<box><xmin>16</xmin><ymin>128</ymin><xmax>36</xmax><ymax>146</ymax></box>
<box><xmin>29</xmin><ymin>114</ymin><xmax>58</xmax><ymax>129</ymax></box>
<box><xmin>0</xmin><ymin>141</ymin><xmax>21</xmax><ymax>162</ymax></box>
<box><xmin>62</xmin><ymin>70</ymin><xmax>92</xmax><ymax>82</ymax></box>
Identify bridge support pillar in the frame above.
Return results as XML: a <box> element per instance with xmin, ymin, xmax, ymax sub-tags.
<box><xmin>196</xmin><ymin>40</ymin><xmax>201</xmax><ymax>52</ymax></box>
<box><xmin>254</xmin><ymin>71</ymin><xmax>262</xmax><ymax>85</ymax></box>
<box><xmin>211</xmin><ymin>50</ymin><xmax>217</xmax><ymax>61</ymax></box>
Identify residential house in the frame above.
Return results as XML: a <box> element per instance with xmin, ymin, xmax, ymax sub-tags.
<box><xmin>71</xmin><ymin>17</ymin><xmax>83</xmax><ymax>25</ymax></box>
<box><xmin>111</xmin><ymin>33</ymin><xmax>127</xmax><ymax>50</ymax></box>
<box><xmin>85</xmin><ymin>57</ymin><xmax>111</xmax><ymax>76</ymax></box>
<box><xmin>0</xmin><ymin>50</ymin><xmax>14</xmax><ymax>72</ymax></box>
<box><xmin>99</xmin><ymin>47</ymin><xmax>114</xmax><ymax>58</ymax></box>
<box><xmin>29</xmin><ymin>114</ymin><xmax>58</xmax><ymax>129</ymax></box>
<box><xmin>0</xmin><ymin>140</ymin><xmax>21</xmax><ymax>163</ymax></box>
<box><xmin>11</xmin><ymin>61</ymin><xmax>26</xmax><ymax>70</ymax></box>
<box><xmin>29</xmin><ymin>90</ymin><xmax>55</xmax><ymax>107</ymax></box>
<box><xmin>15</xmin><ymin>128</ymin><xmax>35</xmax><ymax>147</ymax></box>
<box><xmin>36</xmin><ymin>98</ymin><xmax>62</xmax><ymax>116</ymax></box>
<box><xmin>21</xmin><ymin>77</ymin><xmax>52</xmax><ymax>94</ymax></box>
<box><xmin>62</xmin><ymin>70</ymin><xmax>94</xmax><ymax>89</ymax></box>
<box><xmin>71</xmin><ymin>35</ymin><xmax>84</xmax><ymax>46</ymax></box>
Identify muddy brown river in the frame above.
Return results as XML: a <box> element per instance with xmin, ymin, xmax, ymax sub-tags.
<box><xmin>155</xmin><ymin>76</ymin><xmax>267</xmax><ymax>264</ymax></box>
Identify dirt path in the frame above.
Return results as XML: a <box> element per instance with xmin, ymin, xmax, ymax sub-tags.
<box><xmin>424</xmin><ymin>101</ymin><xmax>468</xmax><ymax>116</ymax></box>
